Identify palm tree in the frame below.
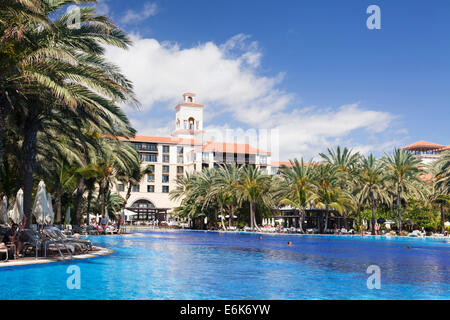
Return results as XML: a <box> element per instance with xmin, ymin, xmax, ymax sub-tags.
<box><xmin>2</xmin><ymin>1</ymin><xmax>138</xmax><ymax>227</ymax></box>
<box><xmin>382</xmin><ymin>149</ymin><xmax>421</xmax><ymax>233</ymax></box>
<box><xmin>436</xmin><ymin>151</ymin><xmax>450</xmax><ymax>196</ymax></box>
<box><xmin>278</xmin><ymin>159</ymin><xmax>317</xmax><ymax>233</ymax></box>
<box><xmin>357</xmin><ymin>154</ymin><xmax>389</xmax><ymax>234</ymax></box>
<box><xmin>312</xmin><ymin>164</ymin><xmax>353</xmax><ymax>232</ymax></box>
<box><xmin>214</xmin><ymin>164</ymin><xmax>242</xmax><ymax>227</ymax></box>
<box><xmin>320</xmin><ymin>146</ymin><xmax>360</xmax><ymax>228</ymax></box>
<box><xmin>238</xmin><ymin>166</ymin><xmax>272</xmax><ymax>229</ymax></box>
<box><xmin>427</xmin><ymin>152</ymin><xmax>449</xmax><ymax>233</ymax></box>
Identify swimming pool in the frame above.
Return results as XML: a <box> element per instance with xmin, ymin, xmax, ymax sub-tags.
<box><xmin>1</xmin><ymin>230</ymin><xmax>449</xmax><ymax>299</ymax></box>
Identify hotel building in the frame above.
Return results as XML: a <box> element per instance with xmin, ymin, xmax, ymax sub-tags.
<box><xmin>115</xmin><ymin>93</ymin><xmax>272</xmax><ymax>216</ymax></box>
<box><xmin>402</xmin><ymin>140</ymin><xmax>450</xmax><ymax>164</ymax></box>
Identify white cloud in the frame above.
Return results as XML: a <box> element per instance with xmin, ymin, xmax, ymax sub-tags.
<box><xmin>120</xmin><ymin>2</ymin><xmax>158</xmax><ymax>24</ymax></box>
<box><xmin>106</xmin><ymin>34</ymin><xmax>401</xmax><ymax>159</ymax></box>
<box><xmin>95</xmin><ymin>0</ymin><xmax>110</xmax><ymax>16</ymax></box>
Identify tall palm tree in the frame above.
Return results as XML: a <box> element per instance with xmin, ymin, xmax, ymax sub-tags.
<box><xmin>214</xmin><ymin>164</ymin><xmax>242</xmax><ymax>227</ymax></box>
<box><xmin>312</xmin><ymin>164</ymin><xmax>353</xmax><ymax>232</ymax></box>
<box><xmin>238</xmin><ymin>166</ymin><xmax>272</xmax><ymax>229</ymax></box>
<box><xmin>427</xmin><ymin>152</ymin><xmax>449</xmax><ymax>233</ymax></box>
<box><xmin>382</xmin><ymin>149</ymin><xmax>421</xmax><ymax>233</ymax></box>
<box><xmin>2</xmin><ymin>1</ymin><xmax>138</xmax><ymax>227</ymax></box>
<box><xmin>357</xmin><ymin>154</ymin><xmax>389</xmax><ymax>234</ymax></box>
<box><xmin>436</xmin><ymin>151</ymin><xmax>450</xmax><ymax>196</ymax></box>
<box><xmin>278</xmin><ymin>158</ymin><xmax>317</xmax><ymax>233</ymax></box>
<box><xmin>320</xmin><ymin>146</ymin><xmax>360</xmax><ymax>228</ymax></box>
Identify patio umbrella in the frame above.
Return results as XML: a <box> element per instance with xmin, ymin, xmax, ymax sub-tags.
<box><xmin>46</xmin><ymin>193</ymin><xmax>54</xmax><ymax>225</ymax></box>
<box><xmin>65</xmin><ymin>206</ymin><xmax>71</xmax><ymax>224</ymax></box>
<box><xmin>9</xmin><ymin>189</ymin><xmax>23</xmax><ymax>225</ymax></box>
<box><xmin>0</xmin><ymin>196</ymin><xmax>8</xmax><ymax>224</ymax></box>
<box><xmin>32</xmin><ymin>180</ymin><xmax>49</xmax><ymax>225</ymax></box>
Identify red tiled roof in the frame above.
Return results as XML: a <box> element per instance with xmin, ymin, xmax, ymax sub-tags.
<box><xmin>271</xmin><ymin>161</ymin><xmax>293</xmax><ymax>167</ymax></box>
<box><xmin>402</xmin><ymin>140</ymin><xmax>445</xmax><ymax>151</ymax></box>
<box><xmin>174</xmin><ymin>102</ymin><xmax>203</xmax><ymax>109</ymax></box>
<box><xmin>271</xmin><ymin>160</ymin><xmax>320</xmax><ymax>168</ymax></box>
<box><xmin>201</xmin><ymin>141</ymin><xmax>270</xmax><ymax>155</ymax></box>
<box><xmin>437</xmin><ymin>145</ymin><xmax>450</xmax><ymax>152</ymax></box>
<box><xmin>116</xmin><ymin>135</ymin><xmax>203</xmax><ymax>146</ymax></box>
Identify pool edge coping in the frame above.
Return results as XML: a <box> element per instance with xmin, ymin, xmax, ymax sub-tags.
<box><xmin>0</xmin><ymin>246</ymin><xmax>113</xmax><ymax>268</ymax></box>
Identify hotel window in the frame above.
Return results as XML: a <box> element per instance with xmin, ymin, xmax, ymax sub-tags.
<box><xmin>131</xmin><ymin>185</ymin><xmax>140</xmax><ymax>192</ymax></box>
<box><xmin>162</xmin><ymin>145</ymin><xmax>170</xmax><ymax>153</ymax></box>
<box><xmin>184</xmin><ymin>120</ymin><xmax>188</xmax><ymax>129</ymax></box>
<box><xmin>202</xmin><ymin>152</ymin><xmax>209</xmax><ymax>162</ymax></box>
<box><xmin>177</xmin><ymin>155</ymin><xmax>184</xmax><ymax>164</ymax></box>
<box><xmin>177</xmin><ymin>146</ymin><xmax>184</xmax><ymax>154</ymax></box>
<box><xmin>134</xmin><ymin>144</ymin><xmax>142</xmax><ymax>150</ymax></box>
<box><xmin>147</xmin><ymin>185</ymin><xmax>154</xmax><ymax>193</ymax></box>
<box><xmin>145</xmin><ymin>154</ymin><xmax>157</xmax><ymax>162</ymax></box>
<box><xmin>177</xmin><ymin>166</ymin><xmax>184</xmax><ymax>174</ymax></box>
<box><xmin>162</xmin><ymin>186</ymin><xmax>169</xmax><ymax>193</ymax></box>
<box><xmin>138</xmin><ymin>154</ymin><xmax>143</xmax><ymax>161</ymax></box>
<box><xmin>144</xmin><ymin>143</ymin><xmax>157</xmax><ymax>151</ymax></box>
<box><xmin>118</xmin><ymin>184</ymin><xmax>124</xmax><ymax>192</ymax></box>
<box><xmin>147</xmin><ymin>174</ymin><xmax>154</xmax><ymax>182</ymax></box>
<box><xmin>147</xmin><ymin>165</ymin><xmax>155</xmax><ymax>173</ymax></box>
<box><xmin>162</xmin><ymin>175</ymin><xmax>169</xmax><ymax>183</ymax></box>
<box><xmin>162</xmin><ymin>165</ymin><xmax>169</xmax><ymax>173</ymax></box>
<box><xmin>163</xmin><ymin>155</ymin><xmax>170</xmax><ymax>163</ymax></box>
<box><xmin>260</xmin><ymin>166</ymin><xmax>267</xmax><ymax>173</ymax></box>
<box><xmin>260</xmin><ymin>155</ymin><xmax>267</xmax><ymax>164</ymax></box>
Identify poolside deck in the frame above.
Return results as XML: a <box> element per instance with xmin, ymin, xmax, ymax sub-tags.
<box><xmin>0</xmin><ymin>246</ymin><xmax>113</xmax><ymax>268</ymax></box>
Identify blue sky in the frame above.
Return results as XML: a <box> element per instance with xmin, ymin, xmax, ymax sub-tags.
<box><xmin>97</xmin><ymin>0</ymin><xmax>450</xmax><ymax>160</ymax></box>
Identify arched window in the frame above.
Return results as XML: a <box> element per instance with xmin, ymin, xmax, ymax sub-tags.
<box><xmin>131</xmin><ymin>199</ymin><xmax>155</xmax><ymax>209</ymax></box>
<box><xmin>188</xmin><ymin>117</ymin><xmax>195</xmax><ymax>130</ymax></box>
<box><xmin>129</xmin><ymin>199</ymin><xmax>156</xmax><ymax>220</ymax></box>
<box><xmin>187</xmin><ymin>96</ymin><xmax>193</xmax><ymax>102</ymax></box>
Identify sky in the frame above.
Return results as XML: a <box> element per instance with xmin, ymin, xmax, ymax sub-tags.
<box><xmin>94</xmin><ymin>0</ymin><xmax>450</xmax><ymax>160</ymax></box>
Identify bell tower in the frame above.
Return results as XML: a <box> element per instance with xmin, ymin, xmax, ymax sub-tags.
<box><xmin>172</xmin><ymin>92</ymin><xmax>204</xmax><ymax>139</ymax></box>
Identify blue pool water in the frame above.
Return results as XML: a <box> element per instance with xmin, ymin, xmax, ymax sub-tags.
<box><xmin>1</xmin><ymin>230</ymin><xmax>449</xmax><ymax>299</ymax></box>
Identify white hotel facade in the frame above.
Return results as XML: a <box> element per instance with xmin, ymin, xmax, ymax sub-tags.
<box><xmin>115</xmin><ymin>93</ymin><xmax>281</xmax><ymax>216</ymax></box>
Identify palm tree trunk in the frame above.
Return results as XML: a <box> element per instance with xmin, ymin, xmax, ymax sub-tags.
<box><xmin>370</xmin><ymin>191</ymin><xmax>376</xmax><ymax>235</ymax></box>
<box><xmin>298</xmin><ymin>209</ymin><xmax>305</xmax><ymax>233</ymax></box>
<box><xmin>441</xmin><ymin>204</ymin><xmax>445</xmax><ymax>233</ymax></box>
<box><xmin>324</xmin><ymin>211</ymin><xmax>329</xmax><ymax>233</ymax></box>
<box><xmin>74</xmin><ymin>178</ymin><xmax>84</xmax><ymax>224</ymax></box>
<box><xmin>396</xmin><ymin>187</ymin><xmax>402</xmax><ymax>233</ymax></box>
<box><xmin>56</xmin><ymin>192</ymin><xmax>62</xmax><ymax>224</ymax></box>
<box><xmin>0</xmin><ymin>90</ymin><xmax>13</xmax><ymax>184</ymax></box>
<box><xmin>99</xmin><ymin>182</ymin><xmax>106</xmax><ymax>217</ymax></box>
<box><xmin>249</xmin><ymin>201</ymin><xmax>255</xmax><ymax>229</ymax></box>
<box><xmin>228</xmin><ymin>204</ymin><xmax>234</xmax><ymax>227</ymax></box>
<box><xmin>22</xmin><ymin>119</ymin><xmax>40</xmax><ymax>228</ymax></box>
<box><xmin>86</xmin><ymin>189</ymin><xmax>93</xmax><ymax>225</ymax></box>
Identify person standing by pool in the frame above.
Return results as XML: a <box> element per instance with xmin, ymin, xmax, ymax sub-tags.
<box><xmin>101</xmin><ymin>215</ymin><xmax>107</xmax><ymax>230</ymax></box>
